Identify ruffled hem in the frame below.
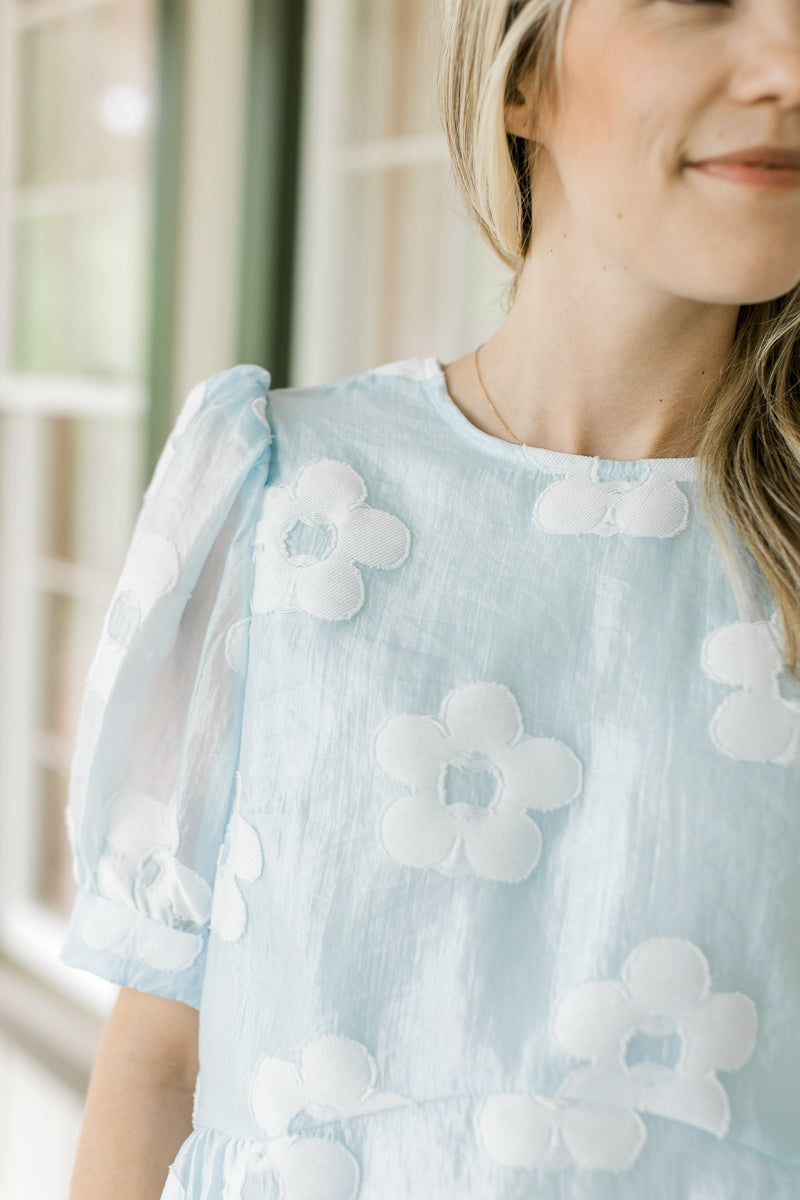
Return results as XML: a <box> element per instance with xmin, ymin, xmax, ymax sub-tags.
<box><xmin>163</xmin><ymin>1105</ymin><xmax>800</xmax><ymax>1200</ymax></box>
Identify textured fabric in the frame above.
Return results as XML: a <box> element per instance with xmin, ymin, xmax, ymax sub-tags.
<box><xmin>60</xmin><ymin>358</ymin><xmax>800</xmax><ymax>1198</ymax></box>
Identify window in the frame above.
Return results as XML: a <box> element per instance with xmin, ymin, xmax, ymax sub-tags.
<box><xmin>291</xmin><ymin>0</ymin><xmax>510</xmax><ymax>387</ymax></box>
<box><xmin>0</xmin><ymin>0</ymin><xmax>157</xmax><ymax>1014</ymax></box>
<box><xmin>0</xmin><ymin>2</ymin><xmax>287</xmax><ymax>1194</ymax></box>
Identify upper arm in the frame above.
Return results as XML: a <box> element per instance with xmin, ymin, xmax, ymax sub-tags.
<box><xmin>102</xmin><ymin>987</ymin><xmax>199</xmax><ymax>1093</ymax></box>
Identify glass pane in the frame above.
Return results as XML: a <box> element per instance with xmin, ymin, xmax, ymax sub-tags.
<box><xmin>39</xmin><ymin>415</ymin><xmax>142</xmax><ymax>574</ymax></box>
<box><xmin>345</xmin><ymin>0</ymin><xmax>444</xmax><ymax>141</ymax></box>
<box><xmin>16</xmin><ymin>0</ymin><xmax>156</xmax><ymax>187</ymax></box>
<box><xmin>33</xmin><ymin>592</ymin><xmax>108</xmax><ymax>741</ymax></box>
<box><xmin>33</xmin><ymin>765</ymin><xmax>77</xmax><ymax>919</ymax></box>
<box><xmin>336</xmin><ymin>163</ymin><xmax>509</xmax><ymax>375</ymax></box>
<box><xmin>12</xmin><ymin>201</ymin><xmax>150</xmax><ymax>378</ymax></box>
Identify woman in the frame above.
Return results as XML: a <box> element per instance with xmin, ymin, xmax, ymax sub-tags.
<box><xmin>63</xmin><ymin>1</ymin><xmax>800</xmax><ymax>1197</ymax></box>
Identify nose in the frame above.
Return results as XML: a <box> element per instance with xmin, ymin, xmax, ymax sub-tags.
<box><xmin>730</xmin><ymin>7</ymin><xmax>800</xmax><ymax>109</ymax></box>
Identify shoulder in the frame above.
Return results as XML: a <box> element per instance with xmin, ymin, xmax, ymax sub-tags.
<box><xmin>184</xmin><ymin>358</ymin><xmax>447</xmax><ymax>494</ymax></box>
<box><xmin>188</xmin><ymin>355</ymin><xmax>441</xmax><ymax>418</ymax></box>
<box><xmin>143</xmin><ymin>364</ymin><xmax>274</xmax><ymax>505</ymax></box>
<box><xmin>265</xmin><ymin>356</ymin><xmax>441</xmax><ymax>411</ymax></box>
<box><xmin>263</xmin><ymin>357</ymin><xmax>443</xmax><ymax>439</ymax></box>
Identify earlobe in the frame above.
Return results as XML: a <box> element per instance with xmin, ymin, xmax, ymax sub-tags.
<box><xmin>505</xmin><ymin>103</ymin><xmax>536</xmax><ymax>140</ymax></box>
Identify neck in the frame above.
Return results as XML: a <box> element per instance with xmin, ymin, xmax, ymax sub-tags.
<box><xmin>475</xmin><ymin>239</ymin><xmax>740</xmax><ymax>461</ymax></box>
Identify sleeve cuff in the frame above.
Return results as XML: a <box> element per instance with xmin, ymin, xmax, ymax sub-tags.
<box><xmin>59</xmin><ymin>887</ymin><xmax>208</xmax><ymax>1009</ymax></box>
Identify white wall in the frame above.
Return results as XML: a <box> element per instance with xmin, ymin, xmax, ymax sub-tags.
<box><xmin>0</xmin><ymin>1030</ymin><xmax>85</xmax><ymax>1200</ymax></box>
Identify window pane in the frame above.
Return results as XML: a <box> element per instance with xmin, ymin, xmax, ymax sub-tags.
<box><xmin>33</xmin><ymin>765</ymin><xmax>75</xmax><ymax>919</ymax></box>
<box><xmin>12</xmin><ymin>201</ymin><xmax>150</xmax><ymax>378</ymax></box>
<box><xmin>33</xmin><ymin>592</ymin><xmax>107</xmax><ymax>741</ymax></box>
<box><xmin>345</xmin><ymin>0</ymin><xmax>444</xmax><ymax>141</ymax></box>
<box><xmin>12</xmin><ymin>0</ymin><xmax>156</xmax><ymax>378</ymax></box>
<box><xmin>38</xmin><ymin>415</ymin><xmax>142</xmax><ymax>574</ymax></box>
<box><xmin>336</xmin><ymin>163</ymin><xmax>509</xmax><ymax>374</ymax></box>
<box><xmin>293</xmin><ymin>0</ymin><xmax>509</xmax><ymax>386</ymax></box>
<box><xmin>17</xmin><ymin>1</ymin><xmax>155</xmax><ymax>187</ymax></box>
<box><xmin>5</xmin><ymin>0</ymin><xmax>157</xmax><ymax>928</ymax></box>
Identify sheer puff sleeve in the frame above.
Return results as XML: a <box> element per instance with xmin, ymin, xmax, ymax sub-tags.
<box><xmin>58</xmin><ymin>364</ymin><xmax>273</xmax><ymax>1009</ymax></box>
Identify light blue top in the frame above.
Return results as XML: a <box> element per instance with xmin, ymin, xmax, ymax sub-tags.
<box><xmin>60</xmin><ymin>359</ymin><xmax>800</xmax><ymax>1199</ymax></box>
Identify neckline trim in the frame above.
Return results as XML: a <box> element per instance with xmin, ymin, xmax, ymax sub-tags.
<box><xmin>408</xmin><ymin>356</ymin><xmax>697</xmax><ymax>483</ymax></box>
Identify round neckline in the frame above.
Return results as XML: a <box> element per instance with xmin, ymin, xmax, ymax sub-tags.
<box><xmin>417</xmin><ymin>356</ymin><xmax>697</xmax><ymax>483</ymax></box>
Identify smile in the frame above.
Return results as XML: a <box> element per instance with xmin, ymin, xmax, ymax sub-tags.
<box><xmin>688</xmin><ymin>162</ymin><xmax>800</xmax><ymax>191</ymax></box>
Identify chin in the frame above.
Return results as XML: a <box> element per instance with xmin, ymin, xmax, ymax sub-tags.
<box><xmin>680</xmin><ymin>270</ymin><xmax>800</xmax><ymax>308</ymax></box>
<box><xmin>728</xmin><ymin>280</ymin><xmax>800</xmax><ymax>306</ymax></box>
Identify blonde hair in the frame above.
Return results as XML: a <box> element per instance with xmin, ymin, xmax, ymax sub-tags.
<box><xmin>438</xmin><ymin>0</ymin><xmax>800</xmax><ymax>677</ymax></box>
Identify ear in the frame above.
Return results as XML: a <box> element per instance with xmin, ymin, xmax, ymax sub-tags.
<box><xmin>504</xmin><ymin>69</ymin><xmax>538</xmax><ymax>140</ymax></box>
<box><xmin>505</xmin><ymin>100</ymin><xmax>536</xmax><ymax>140</ymax></box>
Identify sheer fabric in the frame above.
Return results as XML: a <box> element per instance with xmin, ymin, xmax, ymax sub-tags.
<box><xmin>62</xmin><ymin>366</ymin><xmax>272</xmax><ymax>1006</ymax></box>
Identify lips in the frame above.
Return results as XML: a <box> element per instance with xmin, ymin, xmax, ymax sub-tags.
<box><xmin>691</xmin><ymin>146</ymin><xmax>800</xmax><ymax>169</ymax></box>
<box><xmin>687</xmin><ymin>156</ymin><xmax>800</xmax><ymax>191</ymax></box>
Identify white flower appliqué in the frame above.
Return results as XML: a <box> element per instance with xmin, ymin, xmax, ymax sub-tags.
<box><xmin>554</xmin><ymin>938</ymin><xmax>758</xmax><ymax>1138</ymax></box>
<box><xmin>531</xmin><ymin>460</ymin><xmax>691</xmax><ymax>539</ymax></box>
<box><xmin>701</xmin><ymin>610</ymin><xmax>800</xmax><ymax>765</ymax></box>
<box><xmin>250</xmin><ymin>1034</ymin><xmax>412</xmax><ymax>1136</ymax></box>
<box><xmin>79</xmin><ymin>789</ymin><xmax>212</xmax><ymax>972</ymax></box>
<box><xmin>220</xmin><ymin>1035</ymin><xmax>412</xmax><ymax>1200</ymax></box>
<box><xmin>476</xmin><ymin>1092</ymin><xmax>646</xmax><ymax>1173</ymax></box>
<box><xmin>222</xmin><ymin>1137</ymin><xmax>358</xmax><ymax>1200</ymax></box>
<box><xmin>373</xmin><ymin>681</ymin><xmax>582</xmax><ymax>882</ymax></box>
<box><xmin>476</xmin><ymin>938</ymin><xmax>757</xmax><ymax>1177</ymax></box>
<box><xmin>210</xmin><ymin>773</ymin><xmax>263</xmax><ymax>943</ymax></box>
<box><xmin>252</xmin><ymin>459</ymin><xmax>410</xmax><ymax>621</ymax></box>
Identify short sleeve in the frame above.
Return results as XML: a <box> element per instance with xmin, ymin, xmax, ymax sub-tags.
<box><xmin>58</xmin><ymin>364</ymin><xmax>273</xmax><ymax>1009</ymax></box>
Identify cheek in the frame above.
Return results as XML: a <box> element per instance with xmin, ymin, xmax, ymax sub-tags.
<box><xmin>550</xmin><ymin>23</ymin><xmax>684</xmax><ymax>205</ymax></box>
<box><xmin>549</xmin><ymin>64</ymin><xmax>683</xmax><ymax>246</ymax></box>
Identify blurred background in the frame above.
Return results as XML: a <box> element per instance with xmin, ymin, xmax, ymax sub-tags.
<box><xmin>0</xmin><ymin>0</ymin><xmax>508</xmax><ymax>1195</ymax></box>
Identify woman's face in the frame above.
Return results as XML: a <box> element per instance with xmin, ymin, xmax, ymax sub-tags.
<box><xmin>516</xmin><ymin>0</ymin><xmax>800</xmax><ymax>305</ymax></box>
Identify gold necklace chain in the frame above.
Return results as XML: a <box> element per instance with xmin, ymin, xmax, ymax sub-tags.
<box><xmin>473</xmin><ymin>343</ymin><xmax>524</xmax><ymax>446</ymax></box>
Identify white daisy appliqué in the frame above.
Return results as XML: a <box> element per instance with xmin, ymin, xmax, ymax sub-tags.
<box><xmin>250</xmin><ymin>1034</ymin><xmax>412</xmax><ymax>1136</ymax></box>
<box><xmin>531</xmin><ymin>460</ymin><xmax>691</xmax><ymax>539</ymax></box>
<box><xmin>210</xmin><ymin>773</ymin><xmax>263</xmax><ymax>943</ymax></box>
<box><xmin>373</xmin><ymin>681</ymin><xmax>582</xmax><ymax>882</ymax></box>
<box><xmin>222</xmin><ymin>1136</ymin><xmax>359</xmax><ymax>1200</ymax></box>
<box><xmin>78</xmin><ymin>789</ymin><xmax>212</xmax><ymax>972</ymax></box>
<box><xmin>475</xmin><ymin>938</ymin><xmax>757</xmax><ymax>1178</ymax></box>
<box><xmin>701</xmin><ymin>610</ymin><xmax>800</xmax><ymax>765</ymax></box>
<box><xmin>476</xmin><ymin>1092</ymin><xmax>646</xmax><ymax>1173</ymax></box>
<box><xmin>252</xmin><ymin>459</ymin><xmax>410</xmax><ymax>621</ymax></box>
<box><xmin>221</xmin><ymin>1035</ymin><xmax>412</xmax><ymax>1200</ymax></box>
<box><xmin>553</xmin><ymin>938</ymin><xmax>758</xmax><ymax>1138</ymax></box>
